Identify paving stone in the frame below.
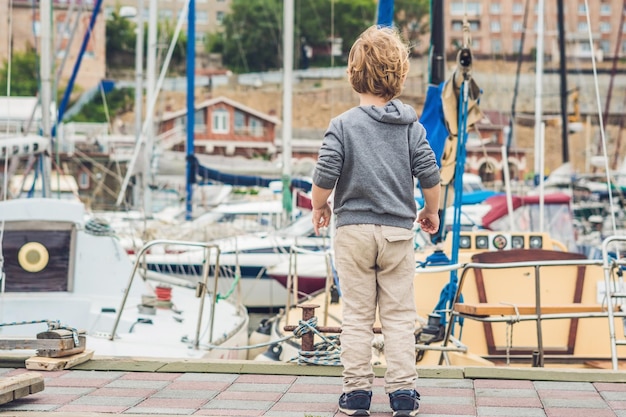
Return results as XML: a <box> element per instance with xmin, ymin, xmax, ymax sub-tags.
<box><xmin>475</xmin><ymin>388</ymin><xmax>538</xmax><ymax>398</ymax></box>
<box><xmin>177</xmin><ymin>372</ymin><xmax>239</xmax><ymax>382</ymax></box>
<box><xmin>477</xmin><ymin>406</ymin><xmax>547</xmax><ymax>416</ymax></box>
<box><xmin>533</xmin><ymin>381</ymin><xmax>596</xmax><ymax>391</ymax></box>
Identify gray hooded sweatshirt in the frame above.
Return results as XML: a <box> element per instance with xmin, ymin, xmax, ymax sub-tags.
<box><xmin>312</xmin><ymin>99</ymin><xmax>441</xmax><ymax>230</ymax></box>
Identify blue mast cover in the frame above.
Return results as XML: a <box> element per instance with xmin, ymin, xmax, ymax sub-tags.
<box><xmin>420</xmin><ymin>83</ymin><xmax>449</xmax><ymax>167</ymax></box>
<box><xmin>376</xmin><ymin>0</ymin><xmax>394</xmax><ymax>27</ymax></box>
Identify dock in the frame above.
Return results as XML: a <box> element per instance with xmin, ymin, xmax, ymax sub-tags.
<box><xmin>0</xmin><ymin>354</ymin><xmax>624</xmax><ymax>416</ymax></box>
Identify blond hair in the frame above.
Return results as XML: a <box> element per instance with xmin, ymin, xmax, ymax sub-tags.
<box><xmin>347</xmin><ymin>25</ymin><xmax>410</xmax><ymax>101</ymax></box>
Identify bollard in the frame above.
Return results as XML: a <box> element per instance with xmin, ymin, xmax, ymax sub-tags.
<box><xmin>283</xmin><ymin>303</ymin><xmax>382</xmax><ymax>352</ymax></box>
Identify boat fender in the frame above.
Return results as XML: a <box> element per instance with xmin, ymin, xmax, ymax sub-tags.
<box><xmin>17</xmin><ymin>242</ymin><xmax>49</xmax><ymax>273</ymax></box>
<box><xmin>247</xmin><ymin>319</ymin><xmax>272</xmax><ymax>360</ymax></box>
<box><xmin>259</xmin><ymin>343</ymin><xmax>282</xmax><ymax>361</ymax></box>
<box><xmin>330</xmin><ymin>285</ymin><xmax>340</xmax><ymax>304</ymax></box>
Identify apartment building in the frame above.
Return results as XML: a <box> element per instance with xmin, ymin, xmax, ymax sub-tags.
<box><xmin>102</xmin><ymin>0</ymin><xmax>231</xmax><ymax>49</ymax></box>
<box><xmin>0</xmin><ymin>1</ymin><xmax>106</xmax><ymax>92</ymax></box>
<box><xmin>445</xmin><ymin>0</ymin><xmax>625</xmax><ymax>60</ymax></box>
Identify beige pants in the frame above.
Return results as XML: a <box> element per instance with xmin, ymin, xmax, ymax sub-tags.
<box><xmin>334</xmin><ymin>224</ymin><xmax>418</xmax><ymax>394</ymax></box>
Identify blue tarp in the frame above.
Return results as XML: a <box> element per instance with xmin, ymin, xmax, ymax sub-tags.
<box><xmin>420</xmin><ymin>83</ymin><xmax>449</xmax><ymax>167</ymax></box>
<box><xmin>195</xmin><ymin>158</ymin><xmax>312</xmax><ymax>192</ymax></box>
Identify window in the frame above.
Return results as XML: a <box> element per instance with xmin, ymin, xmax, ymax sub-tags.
<box><xmin>79</xmin><ymin>172</ymin><xmax>89</xmax><ymax>189</ymax></box>
<box><xmin>491</xmin><ymin>39</ymin><xmax>502</xmax><ymax>53</ymax></box>
<box><xmin>451</xmin><ymin>20</ymin><xmax>463</xmax><ymax>31</ymax></box>
<box><xmin>578</xmin><ymin>3</ymin><xmax>586</xmax><ymax>15</ymax></box>
<box><xmin>196</xmin><ymin>10</ymin><xmax>208</xmax><ymax>24</ymax></box>
<box><xmin>512</xmin><ymin>21</ymin><xmax>524</xmax><ymax>32</ymax></box>
<box><xmin>160</xmin><ymin>9</ymin><xmax>173</xmax><ymax>20</ymax></box>
<box><xmin>451</xmin><ymin>2</ymin><xmax>481</xmax><ymax>15</ymax></box>
<box><xmin>600</xmin><ymin>21</ymin><xmax>611</xmax><ymax>33</ymax></box>
<box><xmin>490</xmin><ymin>3</ymin><xmax>501</xmax><ymax>14</ymax></box>
<box><xmin>513</xmin><ymin>3</ymin><xmax>524</xmax><ymax>14</ymax></box>
<box><xmin>249</xmin><ymin>118</ymin><xmax>263</xmax><ymax>137</ymax></box>
<box><xmin>600</xmin><ymin>40</ymin><xmax>610</xmax><ymax>53</ymax></box>
<box><xmin>195</xmin><ymin>32</ymin><xmax>207</xmax><ymax>44</ymax></box>
<box><xmin>490</xmin><ymin>21</ymin><xmax>501</xmax><ymax>33</ymax></box>
<box><xmin>578</xmin><ymin>22</ymin><xmax>588</xmax><ymax>33</ymax></box>
<box><xmin>216</xmin><ymin>11</ymin><xmax>225</xmax><ymax>24</ymax></box>
<box><xmin>600</xmin><ymin>4</ymin><xmax>611</xmax><ymax>15</ymax></box>
<box><xmin>513</xmin><ymin>39</ymin><xmax>522</xmax><ymax>54</ymax></box>
<box><xmin>234</xmin><ymin>111</ymin><xmax>245</xmax><ymax>134</ymax></box>
<box><xmin>212</xmin><ymin>109</ymin><xmax>229</xmax><ymax>133</ymax></box>
<box><xmin>194</xmin><ymin>109</ymin><xmax>206</xmax><ymax>133</ymax></box>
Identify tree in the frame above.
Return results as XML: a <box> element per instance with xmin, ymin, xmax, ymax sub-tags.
<box><xmin>394</xmin><ymin>0</ymin><xmax>430</xmax><ymax>54</ymax></box>
<box><xmin>0</xmin><ymin>46</ymin><xmax>39</xmax><ymax>96</ymax></box>
<box><xmin>105</xmin><ymin>8</ymin><xmax>137</xmax><ymax>62</ymax></box>
<box><xmin>207</xmin><ymin>0</ymin><xmax>430</xmax><ymax>73</ymax></box>
<box><xmin>210</xmin><ymin>0</ymin><xmax>376</xmax><ymax>73</ymax></box>
<box><xmin>66</xmin><ymin>87</ymin><xmax>134</xmax><ymax>123</ymax></box>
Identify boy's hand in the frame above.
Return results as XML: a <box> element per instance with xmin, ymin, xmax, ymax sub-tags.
<box><xmin>312</xmin><ymin>203</ymin><xmax>332</xmax><ymax>235</ymax></box>
<box><xmin>417</xmin><ymin>209</ymin><xmax>439</xmax><ymax>234</ymax></box>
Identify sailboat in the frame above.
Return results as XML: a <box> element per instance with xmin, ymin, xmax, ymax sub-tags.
<box><xmin>0</xmin><ymin>0</ymin><xmax>250</xmax><ymax>361</ymax></box>
<box><xmin>255</xmin><ymin>0</ymin><xmax>626</xmax><ymax>370</ymax></box>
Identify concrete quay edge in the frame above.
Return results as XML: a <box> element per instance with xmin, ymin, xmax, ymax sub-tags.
<box><xmin>1</xmin><ymin>354</ymin><xmax>625</xmax><ymax>383</ymax></box>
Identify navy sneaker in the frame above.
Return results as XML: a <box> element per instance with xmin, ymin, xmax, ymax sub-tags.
<box><xmin>338</xmin><ymin>390</ymin><xmax>372</xmax><ymax>416</ymax></box>
<box><xmin>389</xmin><ymin>389</ymin><xmax>420</xmax><ymax>417</ymax></box>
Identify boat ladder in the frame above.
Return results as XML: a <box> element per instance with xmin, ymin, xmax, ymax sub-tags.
<box><xmin>601</xmin><ymin>236</ymin><xmax>626</xmax><ymax>371</ymax></box>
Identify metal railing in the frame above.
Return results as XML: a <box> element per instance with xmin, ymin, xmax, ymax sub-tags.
<box><xmin>109</xmin><ymin>239</ymin><xmax>221</xmax><ymax>349</ymax></box>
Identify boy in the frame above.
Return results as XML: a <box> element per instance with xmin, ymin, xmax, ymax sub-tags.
<box><xmin>311</xmin><ymin>25</ymin><xmax>441</xmax><ymax>417</ymax></box>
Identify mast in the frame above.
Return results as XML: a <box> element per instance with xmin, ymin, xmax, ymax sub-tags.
<box><xmin>39</xmin><ymin>0</ymin><xmax>53</xmax><ymax>197</ymax></box>
<box><xmin>557</xmin><ymin>0</ymin><xmax>569</xmax><ymax>164</ymax></box>
<box><xmin>185</xmin><ymin>0</ymin><xmax>195</xmax><ymax>220</ymax></box>
<box><xmin>429</xmin><ymin>0</ymin><xmax>445</xmax><ymax>85</ymax></box>
<box><xmin>144</xmin><ymin>0</ymin><xmax>158</xmax><ymax>216</ymax></box>
<box><xmin>134</xmin><ymin>0</ymin><xmax>145</xmax><ymax>213</ymax></box>
<box><xmin>281</xmin><ymin>0</ymin><xmax>294</xmax><ymax>224</ymax></box>
<box><xmin>533</xmin><ymin>0</ymin><xmax>545</xmax><ymax>183</ymax></box>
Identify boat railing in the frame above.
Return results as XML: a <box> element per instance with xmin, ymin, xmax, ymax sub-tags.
<box><xmin>601</xmin><ymin>235</ymin><xmax>626</xmax><ymax>370</ymax></box>
<box><xmin>284</xmin><ymin>245</ymin><xmax>335</xmax><ymax>327</ymax></box>
<box><xmin>439</xmin><ymin>254</ymin><xmax>626</xmax><ymax>367</ymax></box>
<box><xmin>109</xmin><ymin>239</ymin><xmax>222</xmax><ymax>350</ymax></box>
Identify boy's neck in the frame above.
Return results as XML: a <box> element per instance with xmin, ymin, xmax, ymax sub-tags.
<box><xmin>359</xmin><ymin>93</ymin><xmax>388</xmax><ymax>107</ymax></box>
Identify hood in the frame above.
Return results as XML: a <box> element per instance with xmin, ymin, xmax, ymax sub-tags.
<box><xmin>359</xmin><ymin>99</ymin><xmax>417</xmax><ymax>125</ymax></box>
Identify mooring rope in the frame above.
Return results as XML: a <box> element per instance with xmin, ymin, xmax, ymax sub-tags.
<box><xmin>84</xmin><ymin>218</ymin><xmax>116</xmax><ymax>237</ymax></box>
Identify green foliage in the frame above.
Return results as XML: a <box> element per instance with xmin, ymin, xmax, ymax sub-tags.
<box><xmin>208</xmin><ymin>0</ymin><xmax>430</xmax><ymax>73</ymax></box>
<box><xmin>106</xmin><ymin>9</ymin><xmax>137</xmax><ymax>59</ymax></box>
<box><xmin>66</xmin><ymin>87</ymin><xmax>134</xmax><ymax>123</ymax></box>
<box><xmin>394</xmin><ymin>0</ymin><xmax>430</xmax><ymax>52</ymax></box>
<box><xmin>0</xmin><ymin>46</ymin><xmax>40</xmax><ymax>96</ymax></box>
<box><xmin>106</xmin><ymin>7</ymin><xmax>186</xmax><ymax>71</ymax></box>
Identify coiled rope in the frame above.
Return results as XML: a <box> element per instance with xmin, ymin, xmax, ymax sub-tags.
<box><xmin>84</xmin><ymin>218</ymin><xmax>116</xmax><ymax>237</ymax></box>
<box><xmin>288</xmin><ymin>316</ymin><xmax>342</xmax><ymax>366</ymax></box>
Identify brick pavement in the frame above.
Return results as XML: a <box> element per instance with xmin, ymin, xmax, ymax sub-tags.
<box><xmin>0</xmin><ymin>362</ymin><xmax>626</xmax><ymax>417</ymax></box>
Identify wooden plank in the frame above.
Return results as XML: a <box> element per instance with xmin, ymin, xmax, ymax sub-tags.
<box><xmin>26</xmin><ymin>349</ymin><xmax>94</xmax><ymax>371</ymax></box>
<box><xmin>0</xmin><ymin>338</ymin><xmax>76</xmax><ymax>350</ymax></box>
<box><xmin>0</xmin><ymin>372</ymin><xmax>44</xmax><ymax>405</ymax></box>
<box><xmin>454</xmin><ymin>303</ymin><xmax>615</xmax><ymax>317</ymax></box>
<box><xmin>0</xmin><ymin>372</ymin><xmax>43</xmax><ymax>396</ymax></box>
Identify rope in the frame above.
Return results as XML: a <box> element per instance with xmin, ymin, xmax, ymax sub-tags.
<box><xmin>286</xmin><ymin>316</ymin><xmax>343</xmax><ymax>366</ymax></box>
<box><xmin>84</xmin><ymin>217</ymin><xmax>116</xmax><ymax>236</ymax></box>
<box><xmin>216</xmin><ymin>269</ymin><xmax>241</xmax><ymax>303</ymax></box>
